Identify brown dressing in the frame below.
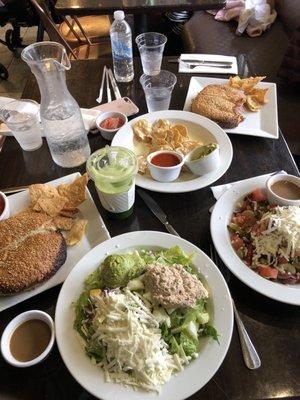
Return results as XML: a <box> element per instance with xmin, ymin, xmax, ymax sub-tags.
<box><xmin>271</xmin><ymin>180</ymin><xmax>300</xmax><ymax>200</ymax></box>
<box><xmin>10</xmin><ymin>319</ymin><xmax>51</xmax><ymax>362</ymax></box>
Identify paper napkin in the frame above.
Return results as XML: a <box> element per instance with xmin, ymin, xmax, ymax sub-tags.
<box><xmin>179</xmin><ymin>54</ymin><xmax>238</xmax><ymax>75</ymax></box>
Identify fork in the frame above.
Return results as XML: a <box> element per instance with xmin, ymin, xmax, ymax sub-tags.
<box><xmin>185</xmin><ymin>63</ymin><xmax>232</xmax><ymax>70</ymax></box>
<box><xmin>210</xmin><ymin>244</ymin><xmax>261</xmax><ymax>370</ymax></box>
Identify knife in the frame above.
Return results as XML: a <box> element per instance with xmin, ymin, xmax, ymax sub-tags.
<box><xmin>137</xmin><ymin>189</ymin><xmax>180</xmax><ymax>237</ymax></box>
<box><xmin>168</xmin><ymin>58</ymin><xmax>233</xmax><ymax>65</ymax></box>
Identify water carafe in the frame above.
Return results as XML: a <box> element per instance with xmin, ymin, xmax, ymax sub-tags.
<box><xmin>21</xmin><ymin>42</ymin><xmax>91</xmax><ymax>168</ymax></box>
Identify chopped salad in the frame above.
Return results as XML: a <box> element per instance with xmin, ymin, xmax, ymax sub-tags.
<box><xmin>228</xmin><ymin>188</ymin><xmax>300</xmax><ymax>284</ymax></box>
<box><xmin>74</xmin><ymin>246</ymin><xmax>218</xmax><ymax>392</ymax></box>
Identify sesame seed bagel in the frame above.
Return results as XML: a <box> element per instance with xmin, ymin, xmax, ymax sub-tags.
<box><xmin>0</xmin><ymin>209</ymin><xmax>67</xmax><ymax>295</ymax></box>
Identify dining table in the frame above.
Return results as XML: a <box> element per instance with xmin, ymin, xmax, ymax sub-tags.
<box><xmin>54</xmin><ymin>0</ymin><xmax>226</xmax><ymax>34</ymax></box>
<box><xmin>0</xmin><ymin>56</ymin><xmax>299</xmax><ymax>400</ymax></box>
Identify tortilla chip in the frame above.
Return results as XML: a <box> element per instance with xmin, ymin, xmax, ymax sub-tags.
<box><xmin>66</xmin><ymin>219</ymin><xmax>88</xmax><ymax>246</ymax></box>
<box><xmin>29</xmin><ymin>184</ymin><xmax>59</xmax><ymax>205</ymax></box>
<box><xmin>33</xmin><ymin>193</ymin><xmax>67</xmax><ymax>217</ymax></box>
<box><xmin>245</xmin><ymin>95</ymin><xmax>262</xmax><ymax>112</ymax></box>
<box><xmin>57</xmin><ymin>173</ymin><xmax>88</xmax><ymax>208</ymax></box>
<box><xmin>53</xmin><ymin>215</ymin><xmax>74</xmax><ymax>231</ymax></box>
<box><xmin>60</xmin><ymin>208</ymin><xmax>79</xmax><ymax>218</ymax></box>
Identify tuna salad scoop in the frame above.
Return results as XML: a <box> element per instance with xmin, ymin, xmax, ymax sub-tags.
<box><xmin>144</xmin><ymin>263</ymin><xmax>208</xmax><ymax>309</ymax></box>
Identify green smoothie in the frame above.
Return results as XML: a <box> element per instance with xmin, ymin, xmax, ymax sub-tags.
<box><xmin>87</xmin><ymin>146</ymin><xmax>138</xmax><ymax>218</ymax></box>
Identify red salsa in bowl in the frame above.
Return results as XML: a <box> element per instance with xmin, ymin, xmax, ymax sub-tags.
<box><xmin>150</xmin><ymin>152</ymin><xmax>181</xmax><ymax>167</ymax></box>
<box><xmin>100</xmin><ymin>117</ymin><xmax>125</xmax><ymax>130</ymax></box>
<box><xmin>0</xmin><ymin>194</ymin><xmax>5</xmax><ymax>216</ymax></box>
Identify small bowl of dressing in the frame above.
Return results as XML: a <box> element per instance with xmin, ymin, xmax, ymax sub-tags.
<box><xmin>147</xmin><ymin>150</ymin><xmax>184</xmax><ymax>182</ymax></box>
<box><xmin>266</xmin><ymin>173</ymin><xmax>300</xmax><ymax>206</ymax></box>
<box><xmin>0</xmin><ymin>191</ymin><xmax>10</xmax><ymax>221</ymax></box>
<box><xmin>1</xmin><ymin>310</ymin><xmax>55</xmax><ymax>367</ymax></box>
<box><xmin>95</xmin><ymin>111</ymin><xmax>128</xmax><ymax>141</ymax></box>
<box><xmin>185</xmin><ymin>143</ymin><xmax>219</xmax><ymax>176</ymax></box>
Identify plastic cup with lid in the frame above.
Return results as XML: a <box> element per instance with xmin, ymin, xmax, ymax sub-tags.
<box><xmin>86</xmin><ymin>146</ymin><xmax>138</xmax><ymax>219</ymax></box>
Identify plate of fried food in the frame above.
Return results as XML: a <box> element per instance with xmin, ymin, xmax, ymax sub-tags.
<box><xmin>0</xmin><ymin>173</ymin><xmax>110</xmax><ymax>312</ymax></box>
<box><xmin>111</xmin><ymin>110</ymin><xmax>233</xmax><ymax>193</ymax></box>
<box><xmin>184</xmin><ymin>76</ymin><xmax>278</xmax><ymax>139</ymax></box>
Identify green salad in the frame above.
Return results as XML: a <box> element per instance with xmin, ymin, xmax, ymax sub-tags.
<box><xmin>74</xmin><ymin>246</ymin><xmax>218</xmax><ymax>392</ymax></box>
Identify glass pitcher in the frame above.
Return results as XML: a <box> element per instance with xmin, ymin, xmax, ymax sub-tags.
<box><xmin>21</xmin><ymin>41</ymin><xmax>91</xmax><ymax>168</ymax></box>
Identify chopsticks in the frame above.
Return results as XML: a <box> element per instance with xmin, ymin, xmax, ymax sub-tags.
<box><xmin>96</xmin><ymin>66</ymin><xmax>121</xmax><ymax>104</ymax></box>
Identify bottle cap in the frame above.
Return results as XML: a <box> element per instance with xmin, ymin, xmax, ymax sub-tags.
<box><xmin>114</xmin><ymin>10</ymin><xmax>125</xmax><ymax>20</ymax></box>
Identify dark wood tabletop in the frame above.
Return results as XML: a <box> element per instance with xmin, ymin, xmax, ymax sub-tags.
<box><xmin>55</xmin><ymin>0</ymin><xmax>226</xmax><ymax>16</ymax></box>
<box><xmin>0</xmin><ymin>57</ymin><xmax>299</xmax><ymax>400</ymax></box>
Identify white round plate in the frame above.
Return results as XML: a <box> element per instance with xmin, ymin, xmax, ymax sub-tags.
<box><xmin>210</xmin><ymin>175</ymin><xmax>300</xmax><ymax>305</ymax></box>
<box><xmin>112</xmin><ymin>110</ymin><xmax>233</xmax><ymax>193</ymax></box>
<box><xmin>55</xmin><ymin>231</ymin><xmax>233</xmax><ymax>400</ymax></box>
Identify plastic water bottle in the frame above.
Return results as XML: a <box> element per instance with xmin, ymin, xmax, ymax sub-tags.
<box><xmin>110</xmin><ymin>10</ymin><xmax>134</xmax><ymax>83</ymax></box>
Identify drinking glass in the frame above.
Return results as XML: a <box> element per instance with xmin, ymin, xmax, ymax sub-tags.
<box><xmin>140</xmin><ymin>70</ymin><xmax>177</xmax><ymax>112</ymax></box>
<box><xmin>135</xmin><ymin>32</ymin><xmax>167</xmax><ymax>76</ymax></box>
<box><xmin>0</xmin><ymin>100</ymin><xmax>42</xmax><ymax>151</ymax></box>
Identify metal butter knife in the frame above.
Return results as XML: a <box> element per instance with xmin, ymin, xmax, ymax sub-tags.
<box><xmin>169</xmin><ymin>57</ymin><xmax>233</xmax><ymax>66</ymax></box>
<box><xmin>137</xmin><ymin>189</ymin><xmax>180</xmax><ymax>237</ymax></box>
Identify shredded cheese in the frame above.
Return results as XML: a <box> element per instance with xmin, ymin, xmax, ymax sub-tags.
<box><xmin>252</xmin><ymin>206</ymin><xmax>300</xmax><ymax>264</ymax></box>
<box><xmin>91</xmin><ymin>289</ymin><xmax>178</xmax><ymax>392</ymax></box>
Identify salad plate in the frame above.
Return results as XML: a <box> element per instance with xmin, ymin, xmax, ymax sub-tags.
<box><xmin>112</xmin><ymin>110</ymin><xmax>233</xmax><ymax>193</ymax></box>
<box><xmin>55</xmin><ymin>231</ymin><xmax>233</xmax><ymax>400</ymax></box>
<box><xmin>210</xmin><ymin>174</ymin><xmax>300</xmax><ymax>305</ymax></box>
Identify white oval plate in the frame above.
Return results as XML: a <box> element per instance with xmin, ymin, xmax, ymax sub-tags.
<box><xmin>210</xmin><ymin>175</ymin><xmax>300</xmax><ymax>305</ymax></box>
<box><xmin>55</xmin><ymin>231</ymin><xmax>233</xmax><ymax>400</ymax></box>
<box><xmin>112</xmin><ymin>110</ymin><xmax>233</xmax><ymax>193</ymax></box>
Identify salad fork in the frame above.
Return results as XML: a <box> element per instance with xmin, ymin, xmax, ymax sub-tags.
<box><xmin>210</xmin><ymin>244</ymin><xmax>261</xmax><ymax>370</ymax></box>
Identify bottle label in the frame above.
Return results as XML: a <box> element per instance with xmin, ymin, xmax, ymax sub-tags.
<box><xmin>111</xmin><ymin>36</ymin><xmax>133</xmax><ymax>60</ymax></box>
<box><xmin>96</xmin><ymin>183</ymin><xmax>135</xmax><ymax>213</ymax></box>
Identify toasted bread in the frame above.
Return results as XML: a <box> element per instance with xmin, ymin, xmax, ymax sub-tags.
<box><xmin>191</xmin><ymin>84</ymin><xmax>246</xmax><ymax>129</ymax></box>
<box><xmin>0</xmin><ymin>209</ymin><xmax>67</xmax><ymax>295</ymax></box>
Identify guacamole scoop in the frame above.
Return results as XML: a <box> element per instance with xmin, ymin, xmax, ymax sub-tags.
<box><xmin>100</xmin><ymin>253</ymin><xmax>146</xmax><ymax>288</ymax></box>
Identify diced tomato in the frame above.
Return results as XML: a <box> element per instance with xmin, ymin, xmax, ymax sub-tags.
<box><xmin>257</xmin><ymin>265</ymin><xmax>278</xmax><ymax>279</ymax></box>
<box><xmin>251</xmin><ymin>188</ymin><xmax>268</xmax><ymax>202</ymax></box>
<box><xmin>251</xmin><ymin>219</ymin><xmax>268</xmax><ymax>236</ymax></box>
<box><xmin>231</xmin><ymin>234</ymin><xmax>244</xmax><ymax>251</ymax></box>
<box><xmin>100</xmin><ymin>117</ymin><xmax>124</xmax><ymax>130</ymax></box>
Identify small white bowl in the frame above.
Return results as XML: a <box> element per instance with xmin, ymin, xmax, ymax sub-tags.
<box><xmin>0</xmin><ymin>191</ymin><xmax>10</xmax><ymax>221</ymax></box>
<box><xmin>147</xmin><ymin>150</ymin><xmax>184</xmax><ymax>182</ymax></box>
<box><xmin>1</xmin><ymin>310</ymin><xmax>55</xmax><ymax>368</ymax></box>
<box><xmin>185</xmin><ymin>144</ymin><xmax>220</xmax><ymax>176</ymax></box>
<box><xmin>266</xmin><ymin>173</ymin><xmax>300</xmax><ymax>206</ymax></box>
<box><xmin>95</xmin><ymin>111</ymin><xmax>127</xmax><ymax>141</ymax></box>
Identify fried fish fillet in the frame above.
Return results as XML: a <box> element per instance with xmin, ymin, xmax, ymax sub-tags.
<box><xmin>191</xmin><ymin>84</ymin><xmax>246</xmax><ymax>129</ymax></box>
<box><xmin>0</xmin><ymin>209</ymin><xmax>67</xmax><ymax>295</ymax></box>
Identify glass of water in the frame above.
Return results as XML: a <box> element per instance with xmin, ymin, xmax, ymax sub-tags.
<box><xmin>140</xmin><ymin>70</ymin><xmax>177</xmax><ymax>112</ymax></box>
<box><xmin>0</xmin><ymin>99</ymin><xmax>42</xmax><ymax>151</ymax></box>
<box><xmin>135</xmin><ymin>32</ymin><xmax>167</xmax><ymax>76</ymax></box>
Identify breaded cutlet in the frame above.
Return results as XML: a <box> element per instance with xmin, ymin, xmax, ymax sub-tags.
<box><xmin>191</xmin><ymin>84</ymin><xmax>246</xmax><ymax>129</ymax></box>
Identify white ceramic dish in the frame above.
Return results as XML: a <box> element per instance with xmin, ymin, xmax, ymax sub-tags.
<box><xmin>0</xmin><ymin>173</ymin><xmax>110</xmax><ymax>313</ymax></box>
<box><xmin>0</xmin><ymin>191</ymin><xmax>10</xmax><ymax>221</ymax></box>
<box><xmin>95</xmin><ymin>111</ymin><xmax>128</xmax><ymax>141</ymax></box>
<box><xmin>112</xmin><ymin>110</ymin><xmax>233</xmax><ymax>193</ymax></box>
<box><xmin>266</xmin><ymin>173</ymin><xmax>300</xmax><ymax>206</ymax></box>
<box><xmin>185</xmin><ymin>144</ymin><xmax>220</xmax><ymax>176</ymax></box>
<box><xmin>147</xmin><ymin>150</ymin><xmax>184</xmax><ymax>182</ymax></box>
<box><xmin>183</xmin><ymin>77</ymin><xmax>278</xmax><ymax>139</ymax></box>
<box><xmin>55</xmin><ymin>231</ymin><xmax>233</xmax><ymax>400</ymax></box>
<box><xmin>1</xmin><ymin>310</ymin><xmax>55</xmax><ymax>367</ymax></box>
<box><xmin>210</xmin><ymin>174</ymin><xmax>300</xmax><ymax>305</ymax></box>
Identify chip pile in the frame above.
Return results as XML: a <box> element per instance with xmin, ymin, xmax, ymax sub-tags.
<box><xmin>133</xmin><ymin>119</ymin><xmax>202</xmax><ymax>174</ymax></box>
<box><xmin>29</xmin><ymin>174</ymin><xmax>88</xmax><ymax>246</ymax></box>
<box><xmin>228</xmin><ymin>76</ymin><xmax>268</xmax><ymax>112</ymax></box>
